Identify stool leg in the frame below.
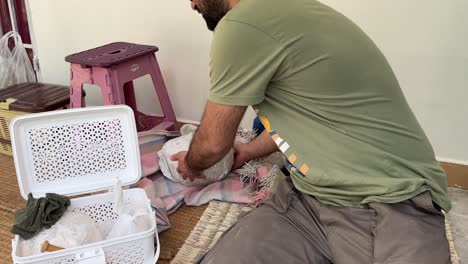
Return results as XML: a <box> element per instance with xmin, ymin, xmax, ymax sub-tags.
<box><xmin>93</xmin><ymin>67</ymin><xmax>117</xmax><ymax>105</ymax></box>
<box><xmin>106</xmin><ymin>68</ymin><xmax>149</xmax><ymax>131</ymax></box>
<box><xmin>70</xmin><ymin>64</ymin><xmax>91</xmax><ymax>108</ymax></box>
<box><xmin>123</xmin><ymin>81</ymin><xmax>141</xmax><ymax>129</ymax></box>
<box><xmin>124</xmin><ymin>81</ymin><xmax>137</xmax><ymax>109</ymax></box>
<box><xmin>70</xmin><ymin>81</ymin><xmax>83</xmax><ymax>108</ymax></box>
<box><xmin>148</xmin><ymin>55</ymin><xmax>176</xmax><ymax>124</ymax></box>
<box><xmin>122</xmin><ymin>80</ymin><xmax>165</xmax><ymax>132</ymax></box>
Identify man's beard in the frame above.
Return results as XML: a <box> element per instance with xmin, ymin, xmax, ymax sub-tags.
<box><xmin>196</xmin><ymin>0</ymin><xmax>230</xmax><ymax>31</ymax></box>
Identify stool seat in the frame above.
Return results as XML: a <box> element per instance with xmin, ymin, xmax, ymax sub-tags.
<box><xmin>65</xmin><ymin>42</ymin><xmax>159</xmax><ymax>68</ymax></box>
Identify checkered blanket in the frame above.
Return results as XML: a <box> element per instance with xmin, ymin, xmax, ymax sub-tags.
<box><xmin>137</xmin><ymin>130</ymin><xmax>281</xmax><ymax>232</ymax></box>
<box><xmin>137</xmin><ymin>172</ymin><xmax>252</xmax><ymax>232</ymax></box>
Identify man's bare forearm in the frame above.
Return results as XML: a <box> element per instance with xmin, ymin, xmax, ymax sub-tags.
<box><xmin>185</xmin><ymin>126</ymin><xmax>232</xmax><ymax>171</ymax></box>
<box><xmin>243</xmin><ymin>129</ymin><xmax>278</xmax><ymax>161</ymax></box>
<box><xmin>185</xmin><ymin>101</ymin><xmax>247</xmax><ymax>171</ymax></box>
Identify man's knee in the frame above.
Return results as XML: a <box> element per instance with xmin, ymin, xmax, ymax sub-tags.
<box><xmin>198</xmin><ymin>206</ymin><xmax>280</xmax><ymax>263</ymax></box>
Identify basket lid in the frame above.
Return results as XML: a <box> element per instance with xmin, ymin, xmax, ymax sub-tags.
<box><xmin>10</xmin><ymin>105</ymin><xmax>141</xmax><ymax>199</ymax></box>
<box><xmin>0</xmin><ymin>83</ymin><xmax>77</xmax><ymax>113</ymax></box>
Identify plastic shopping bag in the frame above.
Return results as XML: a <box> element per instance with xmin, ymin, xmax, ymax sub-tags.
<box><xmin>0</xmin><ymin>31</ymin><xmax>36</xmax><ymax>89</ymax></box>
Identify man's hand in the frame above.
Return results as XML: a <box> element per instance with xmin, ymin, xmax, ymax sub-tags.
<box><xmin>232</xmin><ymin>143</ymin><xmax>252</xmax><ymax>170</ymax></box>
<box><xmin>170</xmin><ymin>151</ymin><xmax>206</xmax><ymax>182</ymax></box>
<box><xmin>232</xmin><ymin>130</ymin><xmax>279</xmax><ymax>170</ymax></box>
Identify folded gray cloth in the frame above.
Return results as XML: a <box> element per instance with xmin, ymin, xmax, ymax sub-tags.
<box><xmin>11</xmin><ymin>193</ymin><xmax>70</xmax><ymax>239</ymax></box>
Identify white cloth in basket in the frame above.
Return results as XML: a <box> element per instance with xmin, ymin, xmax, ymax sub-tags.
<box><xmin>100</xmin><ymin>178</ymin><xmax>153</xmax><ymax>240</ymax></box>
<box><xmin>19</xmin><ymin>211</ymin><xmax>103</xmax><ymax>257</ymax></box>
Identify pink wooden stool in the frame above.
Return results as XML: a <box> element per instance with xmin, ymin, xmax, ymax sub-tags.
<box><xmin>65</xmin><ymin>42</ymin><xmax>176</xmax><ymax>132</ymax></box>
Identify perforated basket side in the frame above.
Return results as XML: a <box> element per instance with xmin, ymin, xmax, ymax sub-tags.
<box><xmin>103</xmin><ymin>240</ymin><xmax>147</xmax><ymax>264</ymax></box>
<box><xmin>14</xmin><ymin>237</ymin><xmax>155</xmax><ymax>264</ymax></box>
<box><xmin>11</xmin><ymin>106</ymin><xmax>141</xmax><ymax>198</ymax></box>
<box><xmin>12</xmin><ymin>189</ymin><xmax>157</xmax><ymax>264</ymax></box>
<box><xmin>68</xmin><ymin>189</ymin><xmax>152</xmax><ymax>223</ymax></box>
<box><xmin>26</xmin><ymin>117</ymin><xmax>128</xmax><ymax>184</ymax></box>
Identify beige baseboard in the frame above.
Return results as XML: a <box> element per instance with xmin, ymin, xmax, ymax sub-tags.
<box><xmin>440</xmin><ymin>162</ymin><xmax>468</xmax><ymax>190</ymax></box>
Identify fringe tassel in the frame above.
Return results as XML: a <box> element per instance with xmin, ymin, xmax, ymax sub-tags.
<box><xmin>235</xmin><ymin>128</ymin><xmax>283</xmax><ymax>204</ymax></box>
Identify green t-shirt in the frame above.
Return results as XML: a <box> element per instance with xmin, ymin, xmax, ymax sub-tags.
<box><xmin>208</xmin><ymin>0</ymin><xmax>451</xmax><ymax>211</ymax></box>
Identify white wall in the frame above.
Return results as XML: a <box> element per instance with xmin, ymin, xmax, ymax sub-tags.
<box><xmin>28</xmin><ymin>0</ymin><xmax>468</xmax><ymax>162</ymax></box>
<box><xmin>27</xmin><ymin>0</ymin><xmax>228</xmax><ymax>124</ymax></box>
<box><xmin>320</xmin><ymin>0</ymin><xmax>468</xmax><ymax>163</ymax></box>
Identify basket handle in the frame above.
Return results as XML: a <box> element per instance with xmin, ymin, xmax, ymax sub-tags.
<box><xmin>151</xmin><ymin>234</ymin><xmax>161</xmax><ymax>264</ymax></box>
<box><xmin>75</xmin><ymin>248</ymin><xmax>106</xmax><ymax>264</ymax></box>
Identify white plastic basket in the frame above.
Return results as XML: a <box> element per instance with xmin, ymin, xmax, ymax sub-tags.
<box><xmin>9</xmin><ymin>105</ymin><xmax>159</xmax><ymax>264</ymax></box>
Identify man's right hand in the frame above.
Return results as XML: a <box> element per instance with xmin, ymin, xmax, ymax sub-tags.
<box><xmin>232</xmin><ymin>129</ymin><xmax>280</xmax><ymax>170</ymax></box>
<box><xmin>232</xmin><ymin>142</ymin><xmax>251</xmax><ymax>170</ymax></box>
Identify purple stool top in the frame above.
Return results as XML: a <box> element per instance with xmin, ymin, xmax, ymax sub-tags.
<box><xmin>65</xmin><ymin>42</ymin><xmax>159</xmax><ymax>68</ymax></box>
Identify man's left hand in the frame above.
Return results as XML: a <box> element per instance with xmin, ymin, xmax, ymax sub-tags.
<box><xmin>170</xmin><ymin>151</ymin><xmax>206</xmax><ymax>182</ymax></box>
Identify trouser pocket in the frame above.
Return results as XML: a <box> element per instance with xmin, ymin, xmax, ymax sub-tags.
<box><xmin>410</xmin><ymin>191</ymin><xmax>444</xmax><ymax>217</ymax></box>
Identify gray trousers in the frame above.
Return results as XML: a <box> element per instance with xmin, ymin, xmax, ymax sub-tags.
<box><xmin>198</xmin><ymin>178</ymin><xmax>450</xmax><ymax>264</ymax></box>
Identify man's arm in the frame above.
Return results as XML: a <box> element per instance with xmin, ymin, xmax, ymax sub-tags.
<box><xmin>171</xmin><ymin>100</ymin><xmax>247</xmax><ymax>180</ymax></box>
<box><xmin>232</xmin><ymin>129</ymin><xmax>278</xmax><ymax>169</ymax></box>
<box><xmin>187</xmin><ymin>100</ymin><xmax>247</xmax><ymax>170</ymax></box>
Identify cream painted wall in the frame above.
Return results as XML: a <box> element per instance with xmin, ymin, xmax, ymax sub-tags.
<box><xmin>28</xmin><ymin>0</ymin><xmax>467</xmax><ymax>162</ymax></box>
<box><xmin>27</xmin><ymin>0</ymin><xmax>226</xmax><ymax>124</ymax></box>
<box><xmin>319</xmin><ymin>0</ymin><xmax>468</xmax><ymax>163</ymax></box>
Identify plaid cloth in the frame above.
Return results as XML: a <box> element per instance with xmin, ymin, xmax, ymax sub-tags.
<box><xmin>136</xmin><ymin>130</ymin><xmax>275</xmax><ymax>232</ymax></box>
<box><xmin>137</xmin><ymin>172</ymin><xmax>252</xmax><ymax>232</ymax></box>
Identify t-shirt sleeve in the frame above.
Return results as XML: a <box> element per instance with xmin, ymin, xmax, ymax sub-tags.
<box><xmin>208</xmin><ymin>20</ymin><xmax>285</xmax><ymax>106</ymax></box>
